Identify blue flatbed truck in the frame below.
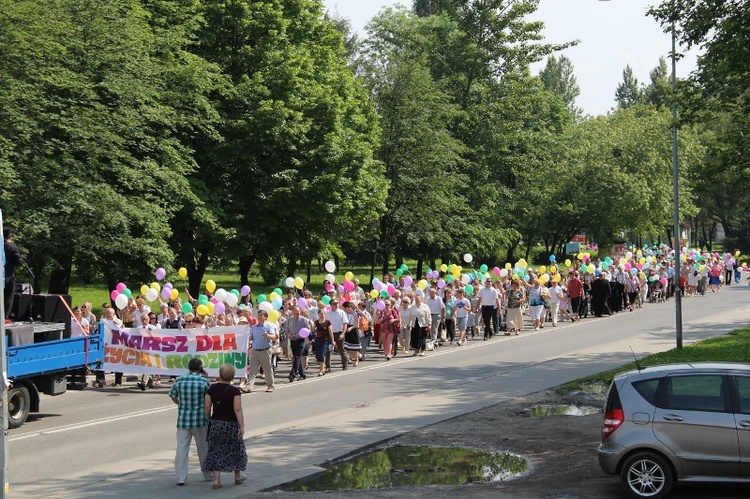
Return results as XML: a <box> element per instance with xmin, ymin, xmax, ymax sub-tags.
<box><xmin>5</xmin><ymin>323</ymin><xmax>104</xmax><ymax>428</ymax></box>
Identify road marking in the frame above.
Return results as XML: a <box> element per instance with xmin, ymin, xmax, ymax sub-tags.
<box><xmin>9</xmin><ymin>405</ymin><xmax>176</xmax><ymax>442</ymax></box>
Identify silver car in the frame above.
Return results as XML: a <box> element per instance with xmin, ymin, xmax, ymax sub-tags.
<box><xmin>598</xmin><ymin>362</ymin><xmax>750</xmax><ymax>498</ymax></box>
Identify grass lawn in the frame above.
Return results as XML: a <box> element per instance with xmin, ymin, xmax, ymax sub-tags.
<box><xmin>556</xmin><ymin>324</ymin><xmax>750</xmax><ymax>394</ymax></box>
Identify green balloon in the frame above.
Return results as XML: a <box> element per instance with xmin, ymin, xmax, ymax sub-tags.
<box><xmin>198</xmin><ymin>294</ymin><xmax>208</xmax><ymax>305</ymax></box>
<box><xmin>648</xmin><ymin>276</ymin><xmax>655</xmax><ymax>282</ymax></box>
<box><xmin>396</xmin><ymin>269</ymin><xmax>403</xmax><ymax>276</ymax></box>
<box><xmin>257</xmin><ymin>294</ymin><xmax>267</xmax><ymax>303</ymax></box>
<box><xmin>465</xmin><ymin>284</ymin><xmax>474</xmax><ymax>295</ymax></box>
<box><xmin>182</xmin><ymin>302</ymin><xmax>193</xmax><ymax>314</ymax></box>
<box><xmin>400</xmin><ymin>264</ymin><xmax>408</xmax><ymax>272</ymax></box>
<box><xmin>122</xmin><ymin>288</ymin><xmax>132</xmax><ymax>298</ymax></box>
<box><xmin>380</xmin><ymin>290</ymin><xmax>388</xmax><ymax>298</ymax></box>
<box><xmin>321</xmin><ymin>295</ymin><xmax>331</xmax><ymax>305</ymax></box>
<box><xmin>273</xmin><ymin>288</ymin><xmax>283</xmax><ymax>296</ymax></box>
<box><xmin>446</xmin><ymin>275</ymin><xmax>454</xmax><ymax>283</ymax></box>
<box><xmin>479</xmin><ymin>264</ymin><xmax>488</xmax><ymax>273</ymax></box>
<box><xmin>230</xmin><ymin>289</ymin><xmax>240</xmax><ymax>297</ymax></box>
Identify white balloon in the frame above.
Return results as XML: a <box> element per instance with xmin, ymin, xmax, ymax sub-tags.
<box><xmin>461</xmin><ymin>274</ymin><xmax>470</xmax><ymax>284</ymax></box>
<box><xmin>325</xmin><ymin>273</ymin><xmax>336</xmax><ymax>284</ymax></box>
<box><xmin>284</xmin><ymin>277</ymin><xmax>294</xmax><ymax>288</ymax></box>
<box><xmin>463</xmin><ymin>253</ymin><xmax>473</xmax><ymax>263</ymax></box>
<box><xmin>225</xmin><ymin>293</ymin><xmax>238</xmax><ymax>307</ymax></box>
<box><xmin>115</xmin><ymin>294</ymin><xmax>128</xmax><ymax>310</ymax></box>
<box><xmin>145</xmin><ymin>288</ymin><xmax>158</xmax><ymax>302</ymax></box>
<box><xmin>324</xmin><ymin>260</ymin><xmax>336</xmax><ymax>273</ymax></box>
<box><xmin>214</xmin><ymin>288</ymin><xmax>228</xmax><ymax>301</ymax></box>
<box><xmin>259</xmin><ymin>301</ymin><xmax>273</xmax><ymax>313</ymax></box>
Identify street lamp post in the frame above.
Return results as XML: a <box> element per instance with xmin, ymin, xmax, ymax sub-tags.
<box><xmin>599</xmin><ymin>0</ymin><xmax>683</xmax><ymax>348</ymax></box>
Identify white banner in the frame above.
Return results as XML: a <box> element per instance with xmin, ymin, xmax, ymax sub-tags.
<box><xmin>103</xmin><ymin>324</ymin><xmax>248</xmax><ymax>376</ymax></box>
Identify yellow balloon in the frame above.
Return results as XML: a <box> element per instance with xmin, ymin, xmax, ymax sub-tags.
<box><xmin>681</xmin><ymin>255</ymin><xmax>687</xmax><ymax>262</ymax></box>
<box><xmin>140</xmin><ymin>285</ymin><xmax>149</xmax><ymax>296</ymax></box>
<box><xmin>207</xmin><ymin>302</ymin><xmax>215</xmax><ymax>315</ymax></box>
<box><xmin>452</xmin><ymin>271</ymin><xmax>461</xmax><ymax>279</ymax></box>
<box><xmin>206</xmin><ymin>279</ymin><xmax>216</xmax><ymax>293</ymax></box>
<box><xmin>639</xmin><ymin>273</ymin><xmax>646</xmax><ymax>279</ymax></box>
<box><xmin>369</xmin><ymin>289</ymin><xmax>378</xmax><ymax>299</ymax></box>
<box><xmin>170</xmin><ymin>289</ymin><xmax>179</xmax><ymax>300</ymax></box>
<box><xmin>345</xmin><ymin>271</ymin><xmax>354</xmax><ymax>281</ymax></box>
<box><xmin>440</xmin><ymin>264</ymin><xmax>448</xmax><ymax>272</ymax></box>
<box><xmin>639</xmin><ymin>257</ymin><xmax>646</xmax><ymax>264</ymax></box>
<box><xmin>269</xmin><ymin>292</ymin><xmax>280</xmax><ymax>301</ymax></box>
<box><xmin>735</xmin><ymin>250</ymin><xmax>741</xmax><ymax>257</ymax></box>
<box><xmin>619</xmin><ymin>258</ymin><xmax>627</xmax><ymax>265</ymax></box>
<box><xmin>539</xmin><ymin>265</ymin><xmax>546</xmax><ymax>274</ymax></box>
<box><xmin>553</xmin><ymin>274</ymin><xmax>562</xmax><ymax>282</ymax></box>
<box><xmin>294</xmin><ymin>277</ymin><xmax>304</xmax><ymax>290</ymax></box>
<box><xmin>564</xmin><ymin>259</ymin><xmax>571</xmax><ymax>267</ymax></box>
<box><xmin>539</xmin><ymin>275</ymin><xmax>548</xmax><ymax>284</ymax></box>
<box><xmin>577</xmin><ymin>253</ymin><xmax>584</xmax><ymax>260</ymax></box>
<box><xmin>196</xmin><ymin>304</ymin><xmax>209</xmax><ymax>316</ymax></box>
<box><xmin>550</xmin><ymin>265</ymin><xmax>557</xmax><ymax>274</ymax></box>
<box><xmin>418</xmin><ymin>279</ymin><xmax>428</xmax><ymax>290</ymax></box>
<box><xmin>505</xmin><ymin>263</ymin><xmax>512</xmax><ymax>270</ymax></box>
<box><xmin>268</xmin><ymin>310</ymin><xmax>280</xmax><ymax>323</ymax></box>
<box><xmin>456</xmin><ymin>266</ymin><xmax>463</xmax><ymax>273</ymax></box>
<box><xmin>518</xmin><ymin>259</ymin><xmax>527</xmax><ymax>267</ymax></box>
<box><xmin>178</xmin><ymin>267</ymin><xmax>188</xmax><ymax>278</ymax></box>
<box><xmin>150</xmin><ymin>282</ymin><xmax>160</xmax><ymax>292</ymax></box>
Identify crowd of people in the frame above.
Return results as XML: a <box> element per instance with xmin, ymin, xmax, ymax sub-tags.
<box><xmin>73</xmin><ymin>245</ymin><xmax>746</xmax><ymax>395</ymax></box>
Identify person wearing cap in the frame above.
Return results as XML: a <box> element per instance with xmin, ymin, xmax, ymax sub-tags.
<box><xmin>3</xmin><ymin>227</ymin><xmax>24</xmax><ymax>319</ymax></box>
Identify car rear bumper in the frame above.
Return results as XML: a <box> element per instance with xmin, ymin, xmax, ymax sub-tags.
<box><xmin>597</xmin><ymin>441</ymin><xmax>624</xmax><ymax>475</ymax></box>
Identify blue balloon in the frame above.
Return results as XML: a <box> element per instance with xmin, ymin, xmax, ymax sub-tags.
<box><xmin>630</xmin><ymin>268</ymin><xmax>638</xmax><ymax>275</ymax></box>
<box><xmin>595</xmin><ymin>269</ymin><xmax>601</xmax><ymax>276</ymax></box>
<box><xmin>523</xmin><ymin>274</ymin><xmax>530</xmax><ymax>282</ymax></box>
<box><xmin>549</xmin><ymin>254</ymin><xmax>556</xmax><ymax>262</ymax></box>
<box><xmin>272</xmin><ymin>297</ymin><xmax>283</xmax><ymax>310</ymax></box>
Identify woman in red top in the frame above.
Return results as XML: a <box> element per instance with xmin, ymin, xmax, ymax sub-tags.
<box><xmin>377</xmin><ymin>299</ymin><xmax>400</xmax><ymax>360</ymax></box>
<box><xmin>566</xmin><ymin>271</ymin><xmax>584</xmax><ymax>322</ymax></box>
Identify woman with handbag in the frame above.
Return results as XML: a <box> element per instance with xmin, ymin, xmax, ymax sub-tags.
<box><xmin>377</xmin><ymin>299</ymin><xmax>400</xmax><ymax>360</ymax></box>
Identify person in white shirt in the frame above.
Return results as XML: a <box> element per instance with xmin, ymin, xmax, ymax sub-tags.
<box><xmin>453</xmin><ymin>289</ymin><xmax>471</xmax><ymax>345</ymax></box>
<box><xmin>133</xmin><ymin>297</ymin><xmax>152</xmax><ymax>326</ymax></box>
<box><xmin>410</xmin><ymin>295</ymin><xmax>431</xmax><ymax>356</ymax></box>
<box><xmin>425</xmin><ymin>287</ymin><xmax>445</xmax><ymax>343</ymax></box>
<box><xmin>398</xmin><ymin>296</ymin><xmax>415</xmax><ymax>354</ymax></box>
<box><xmin>547</xmin><ymin>280</ymin><xmax>564</xmax><ymax>326</ymax></box>
<box><xmin>477</xmin><ymin>278</ymin><xmax>500</xmax><ymax>340</ymax></box>
<box><xmin>71</xmin><ymin>306</ymin><xmax>90</xmax><ymax>338</ymax></box>
<box><xmin>326</xmin><ymin>300</ymin><xmax>350</xmax><ymax>371</ymax></box>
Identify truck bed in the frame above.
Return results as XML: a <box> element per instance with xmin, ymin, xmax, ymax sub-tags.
<box><xmin>7</xmin><ymin>331</ymin><xmax>104</xmax><ymax>379</ymax></box>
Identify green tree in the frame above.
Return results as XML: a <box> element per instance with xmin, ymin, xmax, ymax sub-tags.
<box><xmin>643</xmin><ymin>57</ymin><xmax>672</xmax><ymax>109</ymax></box>
<box><xmin>615</xmin><ymin>65</ymin><xmax>644</xmax><ymax>109</ymax></box>
<box><xmin>539</xmin><ymin>54</ymin><xmax>582</xmax><ymax>117</ymax></box>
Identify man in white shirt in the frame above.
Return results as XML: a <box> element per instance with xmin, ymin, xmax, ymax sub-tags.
<box><xmin>425</xmin><ymin>287</ymin><xmax>445</xmax><ymax>343</ymax></box>
<box><xmin>326</xmin><ymin>300</ymin><xmax>350</xmax><ymax>372</ymax></box>
<box><xmin>477</xmin><ymin>278</ymin><xmax>500</xmax><ymax>340</ymax></box>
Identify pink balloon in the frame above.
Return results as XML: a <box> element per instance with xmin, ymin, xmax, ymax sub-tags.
<box><xmin>660</xmin><ymin>277</ymin><xmax>667</xmax><ymax>286</ymax></box>
<box><xmin>299</xmin><ymin>328</ymin><xmax>310</xmax><ymax>339</ymax></box>
<box><xmin>297</xmin><ymin>298</ymin><xmax>308</xmax><ymax>309</ymax></box>
<box><xmin>110</xmin><ymin>290</ymin><xmax>120</xmax><ymax>301</ymax></box>
<box><xmin>492</xmin><ymin>267</ymin><xmax>501</xmax><ymax>275</ymax></box>
<box><xmin>343</xmin><ymin>280</ymin><xmax>355</xmax><ymax>292</ymax></box>
<box><xmin>116</xmin><ymin>282</ymin><xmax>127</xmax><ymax>292</ymax></box>
<box><xmin>214</xmin><ymin>302</ymin><xmax>225</xmax><ymax>315</ymax></box>
<box><xmin>211</xmin><ymin>297</ymin><xmax>220</xmax><ymax>304</ymax></box>
<box><xmin>326</xmin><ymin>284</ymin><xmax>335</xmax><ymax>292</ymax></box>
<box><xmin>376</xmin><ymin>300</ymin><xmax>386</xmax><ymax>310</ymax></box>
<box><xmin>624</xmin><ymin>263</ymin><xmax>631</xmax><ymax>271</ymax></box>
<box><xmin>387</xmin><ymin>284</ymin><xmax>396</xmax><ymax>295</ymax></box>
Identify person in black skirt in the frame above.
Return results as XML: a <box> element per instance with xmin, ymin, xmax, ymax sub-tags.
<box><xmin>202</xmin><ymin>364</ymin><xmax>247</xmax><ymax>489</ymax></box>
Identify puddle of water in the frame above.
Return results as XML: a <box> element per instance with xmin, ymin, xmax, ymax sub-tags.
<box><xmin>524</xmin><ymin>404</ymin><xmax>601</xmax><ymax>417</ymax></box>
<box><xmin>282</xmin><ymin>445</ymin><xmax>528</xmax><ymax>491</ymax></box>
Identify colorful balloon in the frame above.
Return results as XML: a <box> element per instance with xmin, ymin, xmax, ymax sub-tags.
<box><xmin>155</xmin><ymin>267</ymin><xmax>166</xmax><ymax>281</ymax></box>
<box><xmin>205</xmin><ymin>280</ymin><xmax>216</xmax><ymax>293</ymax></box>
<box><xmin>178</xmin><ymin>267</ymin><xmax>188</xmax><ymax>278</ymax></box>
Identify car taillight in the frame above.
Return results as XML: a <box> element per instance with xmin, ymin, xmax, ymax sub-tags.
<box><xmin>601</xmin><ymin>408</ymin><xmax>624</xmax><ymax>441</ymax></box>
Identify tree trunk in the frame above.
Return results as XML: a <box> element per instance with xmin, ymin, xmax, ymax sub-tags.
<box><xmin>238</xmin><ymin>252</ymin><xmax>257</xmax><ymax>287</ymax></box>
<box><xmin>416</xmin><ymin>258</ymin><xmax>424</xmax><ymax>281</ymax></box>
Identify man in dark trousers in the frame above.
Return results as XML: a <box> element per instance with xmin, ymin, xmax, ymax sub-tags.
<box><xmin>3</xmin><ymin>227</ymin><xmax>24</xmax><ymax>320</ymax></box>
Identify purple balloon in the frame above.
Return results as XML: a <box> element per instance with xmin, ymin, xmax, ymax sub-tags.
<box><xmin>240</xmin><ymin>285</ymin><xmax>251</xmax><ymax>297</ymax></box>
<box><xmin>161</xmin><ymin>287</ymin><xmax>171</xmax><ymax>300</ymax></box>
<box><xmin>437</xmin><ymin>279</ymin><xmax>446</xmax><ymax>289</ymax></box>
<box><xmin>338</xmin><ymin>284</ymin><xmax>345</xmax><ymax>294</ymax></box>
<box><xmin>214</xmin><ymin>302</ymin><xmax>226</xmax><ymax>315</ymax></box>
<box><xmin>164</xmin><ymin>282</ymin><xmax>173</xmax><ymax>289</ymax></box>
<box><xmin>299</xmin><ymin>327</ymin><xmax>310</xmax><ymax>338</ymax></box>
<box><xmin>155</xmin><ymin>267</ymin><xmax>166</xmax><ymax>281</ymax></box>
<box><xmin>297</xmin><ymin>298</ymin><xmax>308</xmax><ymax>309</ymax></box>
<box><xmin>376</xmin><ymin>300</ymin><xmax>386</xmax><ymax>311</ymax></box>
<box><xmin>403</xmin><ymin>276</ymin><xmax>413</xmax><ymax>288</ymax></box>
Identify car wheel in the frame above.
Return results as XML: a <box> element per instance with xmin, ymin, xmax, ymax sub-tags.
<box><xmin>620</xmin><ymin>451</ymin><xmax>673</xmax><ymax>499</ymax></box>
<box><xmin>8</xmin><ymin>385</ymin><xmax>30</xmax><ymax>428</ymax></box>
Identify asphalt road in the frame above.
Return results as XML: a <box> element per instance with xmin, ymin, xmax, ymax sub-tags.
<box><xmin>7</xmin><ymin>282</ymin><xmax>750</xmax><ymax>498</ymax></box>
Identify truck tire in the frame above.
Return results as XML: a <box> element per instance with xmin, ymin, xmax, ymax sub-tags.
<box><xmin>8</xmin><ymin>385</ymin><xmax>30</xmax><ymax>428</ymax></box>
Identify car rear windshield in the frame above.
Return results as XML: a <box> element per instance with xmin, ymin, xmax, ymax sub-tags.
<box><xmin>605</xmin><ymin>380</ymin><xmax>623</xmax><ymax>412</ymax></box>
